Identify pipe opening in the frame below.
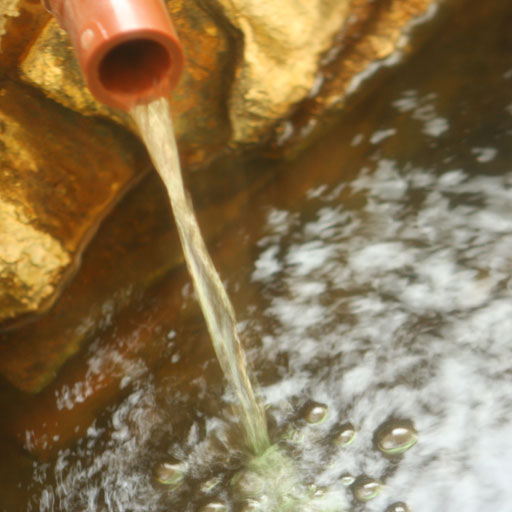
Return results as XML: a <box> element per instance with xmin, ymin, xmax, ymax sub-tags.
<box><xmin>99</xmin><ymin>39</ymin><xmax>171</xmax><ymax>96</ymax></box>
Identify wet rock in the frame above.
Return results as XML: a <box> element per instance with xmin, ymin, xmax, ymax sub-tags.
<box><xmin>214</xmin><ymin>0</ymin><xmax>352</xmax><ymax>144</ymax></box>
<box><xmin>0</xmin><ymin>0</ymin><xmax>20</xmax><ymax>41</ymax></box>
<box><xmin>0</xmin><ymin>198</ymin><xmax>70</xmax><ymax>319</ymax></box>
<box><xmin>0</xmin><ymin>82</ymin><xmax>147</xmax><ymax>327</ymax></box>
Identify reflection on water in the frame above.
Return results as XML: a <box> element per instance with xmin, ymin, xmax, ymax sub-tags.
<box><xmin>4</xmin><ymin>0</ymin><xmax>512</xmax><ymax>510</ymax></box>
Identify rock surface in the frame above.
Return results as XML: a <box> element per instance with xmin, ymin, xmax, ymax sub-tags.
<box><xmin>0</xmin><ymin>81</ymin><xmax>147</xmax><ymax>327</ymax></box>
<box><xmin>215</xmin><ymin>0</ymin><xmax>353</xmax><ymax>143</ymax></box>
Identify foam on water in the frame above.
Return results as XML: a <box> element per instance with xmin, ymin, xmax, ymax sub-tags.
<box><xmin>248</xmin><ymin>156</ymin><xmax>512</xmax><ymax>511</ymax></box>
<box><xmin>31</xmin><ymin>154</ymin><xmax>512</xmax><ymax>510</ymax></box>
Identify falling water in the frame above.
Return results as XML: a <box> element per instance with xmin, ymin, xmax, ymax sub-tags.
<box><xmin>131</xmin><ymin>98</ymin><xmax>269</xmax><ymax>455</ymax></box>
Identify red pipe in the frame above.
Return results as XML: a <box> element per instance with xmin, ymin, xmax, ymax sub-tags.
<box><xmin>43</xmin><ymin>0</ymin><xmax>184</xmax><ymax>111</ymax></box>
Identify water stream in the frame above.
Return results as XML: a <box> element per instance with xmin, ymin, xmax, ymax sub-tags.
<box><xmin>131</xmin><ymin>100</ymin><xmax>351</xmax><ymax>511</ymax></box>
<box><xmin>131</xmin><ymin>98</ymin><xmax>270</xmax><ymax>456</ymax></box>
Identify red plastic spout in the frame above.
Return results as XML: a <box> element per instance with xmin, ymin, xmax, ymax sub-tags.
<box><xmin>43</xmin><ymin>0</ymin><xmax>184</xmax><ymax>111</ymax></box>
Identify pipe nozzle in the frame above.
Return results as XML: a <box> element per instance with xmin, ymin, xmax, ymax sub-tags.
<box><xmin>44</xmin><ymin>0</ymin><xmax>184</xmax><ymax>111</ymax></box>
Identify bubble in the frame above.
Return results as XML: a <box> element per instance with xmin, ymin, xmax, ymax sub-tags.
<box><xmin>153</xmin><ymin>461</ymin><xmax>185</xmax><ymax>487</ymax></box>
<box><xmin>351</xmin><ymin>476</ymin><xmax>382</xmax><ymax>502</ymax></box>
<box><xmin>374</xmin><ymin>419</ymin><xmax>418</xmax><ymax>456</ymax></box>
<box><xmin>340</xmin><ymin>474</ymin><xmax>355</xmax><ymax>486</ymax></box>
<box><xmin>198</xmin><ymin>501</ymin><xmax>228</xmax><ymax>512</ymax></box>
<box><xmin>304</xmin><ymin>403</ymin><xmax>328</xmax><ymax>424</ymax></box>
<box><xmin>333</xmin><ymin>423</ymin><xmax>356</xmax><ymax>446</ymax></box>
<box><xmin>385</xmin><ymin>502</ymin><xmax>410</xmax><ymax>512</ymax></box>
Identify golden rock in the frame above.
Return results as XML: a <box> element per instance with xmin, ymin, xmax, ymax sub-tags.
<box><xmin>0</xmin><ymin>0</ymin><xmax>20</xmax><ymax>40</ymax></box>
<box><xmin>19</xmin><ymin>19</ymin><xmax>128</xmax><ymax>126</ymax></box>
<box><xmin>216</xmin><ymin>0</ymin><xmax>352</xmax><ymax>143</ymax></box>
<box><xmin>0</xmin><ymin>197</ymin><xmax>70</xmax><ymax>320</ymax></box>
<box><xmin>0</xmin><ymin>79</ymin><xmax>147</xmax><ymax>326</ymax></box>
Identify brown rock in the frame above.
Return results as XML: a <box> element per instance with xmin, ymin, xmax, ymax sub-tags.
<box><xmin>0</xmin><ymin>197</ymin><xmax>70</xmax><ymax>320</ymax></box>
<box><xmin>0</xmin><ymin>159</ymin><xmax>271</xmax><ymax>393</ymax></box>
